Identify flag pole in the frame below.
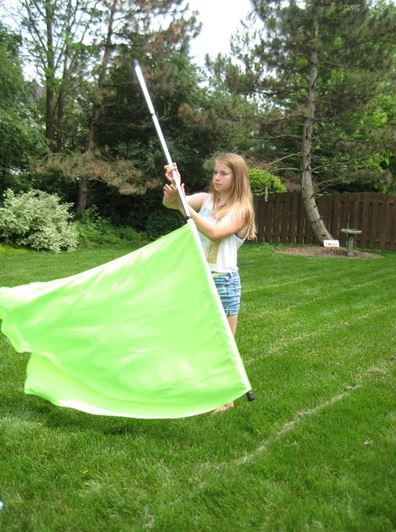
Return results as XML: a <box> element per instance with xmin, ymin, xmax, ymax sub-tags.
<box><xmin>133</xmin><ymin>60</ymin><xmax>190</xmax><ymax>219</ymax></box>
<box><xmin>133</xmin><ymin>60</ymin><xmax>255</xmax><ymax>403</ymax></box>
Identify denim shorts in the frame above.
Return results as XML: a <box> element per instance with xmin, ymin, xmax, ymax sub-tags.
<box><xmin>212</xmin><ymin>271</ymin><xmax>241</xmax><ymax>316</ymax></box>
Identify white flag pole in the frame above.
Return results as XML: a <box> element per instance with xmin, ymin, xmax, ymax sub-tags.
<box><xmin>133</xmin><ymin>60</ymin><xmax>255</xmax><ymax>403</ymax></box>
<box><xmin>133</xmin><ymin>60</ymin><xmax>190</xmax><ymax>219</ymax></box>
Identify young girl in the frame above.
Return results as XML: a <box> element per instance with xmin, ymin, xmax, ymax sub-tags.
<box><xmin>163</xmin><ymin>153</ymin><xmax>256</xmax><ymax>412</ymax></box>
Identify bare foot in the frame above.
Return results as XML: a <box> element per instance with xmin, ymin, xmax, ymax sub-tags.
<box><xmin>212</xmin><ymin>401</ymin><xmax>234</xmax><ymax>414</ymax></box>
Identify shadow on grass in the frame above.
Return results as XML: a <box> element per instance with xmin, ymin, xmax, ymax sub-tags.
<box><xmin>1</xmin><ymin>386</ymin><xmax>243</xmax><ymax>441</ymax></box>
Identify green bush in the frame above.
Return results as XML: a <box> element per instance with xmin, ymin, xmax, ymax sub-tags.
<box><xmin>0</xmin><ymin>189</ymin><xmax>78</xmax><ymax>252</ymax></box>
<box><xmin>77</xmin><ymin>207</ymin><xmax>147</xmax><ymax>248</ymax></box>
<box><xmin>144</xmin><ymin>208</ymin><xmax>184</xmax><ymax>238</ymax></box>
<box><xmin>248</xmin><ymin>167</ymin><xmax>286</xmax><ymax>196</ymax></box>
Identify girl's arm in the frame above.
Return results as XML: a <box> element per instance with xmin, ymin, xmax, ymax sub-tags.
<box><xmin>163</xmin><ymin>183</ymin><xmax>244</xmax><ymax>240</ymax></box>
<box><xmin>187</xmin><ymin>204</ymin><xmax>244</xmax><ymax>240</ymax></box>
<box><xmin>163</xmin><ymin>187</ymin><xmax>208</xmax><ymax>212</ymax></box>
<box><xmin>163</xmin><ymin>163</ymin><xmax>245</xmax><ymax>240</ymax></box>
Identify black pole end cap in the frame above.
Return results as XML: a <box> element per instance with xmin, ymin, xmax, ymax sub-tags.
<box><xmin>246</xmin><ymin>390</ymin><xmax>255</xmax><ymax>402</ymax></box>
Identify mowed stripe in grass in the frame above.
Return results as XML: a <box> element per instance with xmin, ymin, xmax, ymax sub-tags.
<box><xmin>0</xmin><ymin>243</ymin><xmax>395</xmax><ymax>530</ymax></box>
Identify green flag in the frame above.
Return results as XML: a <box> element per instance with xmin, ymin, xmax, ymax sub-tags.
<box><xmin>0</xmin><ymin>220</ymin><xmax>251</xmax><ymax>418</ymax></box>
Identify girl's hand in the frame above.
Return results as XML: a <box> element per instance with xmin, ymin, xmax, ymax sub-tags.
<box><xmin>164</xmin><ymin>162</ymin><xmax>181</xmax><ymax>185</ymax></box>
<box><xmin>163</xmin><ymin>162</ymin><xmax>185</xmax><ymax>211</ymax></box>
<box><xmin>163</xmin><ymin>182</ymin><xmax>186</xmax><ymax>212</ymax></box>
<box><xmin>163</xmin><ymin>182</ymin><xmax>179</xmax><ymax>210</ymax></box>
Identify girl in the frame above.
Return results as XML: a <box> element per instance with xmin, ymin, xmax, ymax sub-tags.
<box><xmin>163</xmin><ymin>153</ymin><xmax>256</xmax><ymax>412</ymax></box>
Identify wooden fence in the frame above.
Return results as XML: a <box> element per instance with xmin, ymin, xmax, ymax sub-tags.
<box><xmin>254</xmin><ymin>192</ymin><xmax>396</xmax><ymax>250</ymax></box>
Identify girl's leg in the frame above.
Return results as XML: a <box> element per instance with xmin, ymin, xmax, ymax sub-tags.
<box><xmin>212</xmin><ymin>273</ymin><xmax>241</xmax><ymax>414</ymax></box>
<box><xmin>227</xmin><ymin>314</ymin><xmax>238</xmax><ymax>336</ymax></box>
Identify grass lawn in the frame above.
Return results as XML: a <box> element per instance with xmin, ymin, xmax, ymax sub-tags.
<box><xmin>0</xmin><ymin>241</ymin><xmax>395</xmax><ymax>531</ymax></box>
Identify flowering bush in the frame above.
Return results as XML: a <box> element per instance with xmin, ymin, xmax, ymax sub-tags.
<box><xmin>0</xmin><ymin>189</ymin><xmax>78</xmax><ymax>252</ymax></box>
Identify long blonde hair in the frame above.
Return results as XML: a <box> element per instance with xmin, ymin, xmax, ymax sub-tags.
<box><xmin>209</xmin><ymin>153</ymin><xmax>256</xmax><ymax>240</ymax></box>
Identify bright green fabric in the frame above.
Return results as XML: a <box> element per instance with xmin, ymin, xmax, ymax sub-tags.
<box><xmin>0</xmin><ymin>221</ymin><xmax>251</xmax><ymax>418</ymax></box>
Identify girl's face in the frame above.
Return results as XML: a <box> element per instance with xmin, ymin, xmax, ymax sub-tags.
<box><xmin>212</xmin><ymin>162</ymin><xmax>234</xmax><ymax>194</ymax></box>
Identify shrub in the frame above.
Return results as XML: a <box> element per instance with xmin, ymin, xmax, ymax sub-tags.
<box><xmin>0</xmin><ymin>189</ymin><xmax>78</xmax><ymax>252</ymax></box>
<box><xmin>144</xmin><ymin>208</ymin><xmax>184</xmax><ymax>238</ymax></box>
<box><xmin>77</xmin><ymin>207</ymin><xmax>147</xmax><ymax>248</ymax></box>
<box><xmin>248</xmin><ymin>167</ymin><xmax>286</xmax><ymax>196</ymax></box>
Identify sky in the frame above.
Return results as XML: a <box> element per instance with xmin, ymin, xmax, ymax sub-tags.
<box><xmin>186</xmin><ymin>0</ymin><xmax>253</xmax><ymax>66</ymax></box>
<box><xmin>0</xmin><ymin>0</ymin><xmax>253</xmax><ymax>71</ymax></box>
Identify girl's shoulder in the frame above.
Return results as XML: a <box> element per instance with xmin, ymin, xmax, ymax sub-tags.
<box><xmin>199</xmin><ymin>192</ymin><xmax>214</xmax><ymax>212</ymax></box>
<box><xmin>197</xmin><ymin>192</ymin><xmax>211</xmax><ymax>203</ymax></box>
<box><xmin>187</xmin><ymin>192</ymin><xmax>211</xmax><ymax>212</ymax></box>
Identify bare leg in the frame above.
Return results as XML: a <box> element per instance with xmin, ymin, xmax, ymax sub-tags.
<box><xmin>227</xmin><ymin>314</ymin><xmax>238</xmax><ymax>336</ymax></box>
<box><xmin>213</xmin><ymin>314</ymin><xmax>238</xmax><ymax>414</ymax></box>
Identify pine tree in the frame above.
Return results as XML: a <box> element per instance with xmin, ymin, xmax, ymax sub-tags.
<box><xmin>231</xmin><ymin>0</ymin><xmax>396</xmax><ymax>242</ymax></box>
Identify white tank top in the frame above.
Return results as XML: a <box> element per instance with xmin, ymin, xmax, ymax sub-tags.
<box><xmin>198</xmin><ymin>196</ymin><xmax>245</xmax><ymax>273</ymax></box>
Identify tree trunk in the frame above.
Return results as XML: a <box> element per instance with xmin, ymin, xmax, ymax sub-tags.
<box><xmin>301</xmin><ymin>7</ymin><xmax>332</xmax><ymax>244</ymax></box>
<box><xmin>45</xmin><ymin>0</ymin><xmax>57</xmax><ymax>151</ymax></box>
<box><xmin>56</xmin><ymin>88</ymin><xmax>66</xmax><ymax>152</ymax></box>
<box><xmin>77</xmin><ymin>0</ymin><xmax>118</xmax><ymax>215</ymax></box>
<box><xmin>76</xmin><ymin>176</ymin><xmax>89</xmax><ymax>217</ymax></box>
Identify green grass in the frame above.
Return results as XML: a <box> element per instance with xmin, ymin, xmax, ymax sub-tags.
<box><xmin>1</xmin><ymin>243</ymin><xmax>395</xmax><ymax>531</ymax></box>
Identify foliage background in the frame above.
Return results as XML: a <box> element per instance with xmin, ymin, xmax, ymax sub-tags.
<box><xmin>0</xmin><ymin>0</ymin><xmax>395</xmax><ymax>247</ymax></box>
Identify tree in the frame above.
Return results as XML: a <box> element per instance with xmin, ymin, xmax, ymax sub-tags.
<box><xmin>0</xmin><ymin>22</ymin><xmax>46</xmax><ymax>191</ymax></box>
<box><xmin>19</xmin><ymin>0</ymin><xmax>103</xmax><ymax>152</ymax></box>
<box><xmin>224</xmin><ymin>0</ymin><xmax>396</xmax><ymax>243</ymax></box>
<box><xmin>77</xmin><ymin>0</ymin><xmax>118</xmax><ymax>215</ymax></box>
<box><xmin>78</xmin><ymin>0</ymin><xmax>201</xmax><ymax>214</ymax></box>
<box><xmin>94</xmin><ymin>6</ymin><xmax>205</xmax><ymax>181</ymax></box>
<box><xmin>98</xmin><ymin>46</ymin><xmax>261</xmax><ymax>195</ymax></box>
<box><xmin>300</xmin><ymin>1</ymin><xmax>332</xmax><ymax>241</ymax></box>
<box><xmin>19</xmin><ymin>0</ymin><xmax>201</xmax><ymax>215</ymax></box>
